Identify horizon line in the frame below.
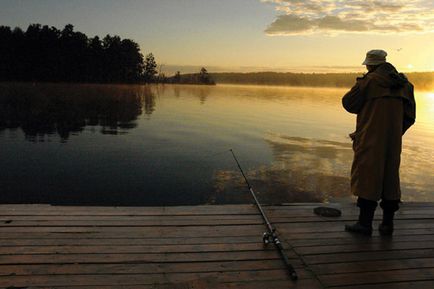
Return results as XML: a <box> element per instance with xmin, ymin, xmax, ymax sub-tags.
<box><xmin>160</xmin><ymin>65</ymin><xmax>433</xmax><ymax>75</ymax></box>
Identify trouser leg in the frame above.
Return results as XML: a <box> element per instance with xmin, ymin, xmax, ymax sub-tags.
<box><xmin>357</xmin><ymin>197</ymin><xmax>378</xmax><ymax>228</ymax></box>
<box><xmin>345</xmin><ymin>197</ymin><xmax>377</xmax><ymax>236</ymax></box>
<box><xmin>380</xmin><ymin>199</ymin><xmax>400</xmax><ymax>219</ymax></box>
<box><xmin>379</xmin><ymin>199</ymin><xmax>400</xmax><ymax>233</ymax></box>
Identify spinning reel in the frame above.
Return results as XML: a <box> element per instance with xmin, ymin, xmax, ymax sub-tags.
<box><xmin>262</xmin><ymin>228</ymin><xmax>276</xmax><ymax>244</ymax></box>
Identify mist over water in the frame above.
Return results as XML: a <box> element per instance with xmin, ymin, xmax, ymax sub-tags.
<box><xmin>0</xmin><ymin>83</ymin><xmax>433</xmax><ymax>205</ymax></box>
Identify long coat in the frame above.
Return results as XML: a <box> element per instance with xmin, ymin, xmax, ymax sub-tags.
<box><xmin>342</xmin><ymin>63</ymin><xmax>416</xmax><ymax>201</ymax></box>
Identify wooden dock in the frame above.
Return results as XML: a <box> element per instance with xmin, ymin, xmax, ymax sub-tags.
<box><xmin>0</xmin><ymin>203</ymin><xmax>434</xmax><ymax>288</ymax></box>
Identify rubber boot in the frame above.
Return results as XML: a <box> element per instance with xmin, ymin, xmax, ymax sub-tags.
<box><xmin>345</xmin><ymin>198</ymin><xmax>377</xmax><ymax>236</ymax></box>
<box><xmin>379</xmin><ymin>199</ymin><xmax>400</xmax><ymax>236</ymax></box>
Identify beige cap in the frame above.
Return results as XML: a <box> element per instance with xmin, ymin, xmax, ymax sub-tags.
<box><xmin>362</xmin><ymin>49</ymin><xmax>387</xmax><ymax>65</ymax></box>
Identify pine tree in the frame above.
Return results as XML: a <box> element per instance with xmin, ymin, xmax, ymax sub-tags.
<box><xmin>198</xmin><ymin>67</ymin><xmax>214</xmax><ymax>84</ymax></box>
<box><xmin>173</xmin><ymin>71</ymin><xmax>181</xmax><ymax>83</ymax></box>
<box><xmin>143</xmin><ymin>53</ymin><xmax>157</xmax><ymax>82</ymax></box>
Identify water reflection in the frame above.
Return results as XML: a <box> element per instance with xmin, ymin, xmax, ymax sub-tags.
<box><xmin>0</xmin><ymin>83</ymin><xmax>344</xmax><ymax>143</ymax></box>
<box><xmin>211</xmin><ymin>131</ymin><xmax>434</xmax><ymax>204</ymax></box>
<box><xmin>0</xmin><ymin>83</ymin><xmax>432</xmax><ymax>205</ymax></box>
<box><xmin>212</xmin><ymin>134</ymin><xmax>353</xmax><ymax>204</ymax></box>
<box><xmin>0</xmin><ymin>83</ymin><xmax>155</xmax><ymax>141</ymax></box>
<box><xmin>170</xmin><ymin>84</ymin><xmax>212</xmax><ymax>104</ymax></box>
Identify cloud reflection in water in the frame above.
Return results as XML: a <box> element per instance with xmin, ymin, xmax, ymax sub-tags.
<box><xmin>212</xmin><ymin>132</ymin><xmax>434</xmax><ymax>204</ymax></box>
<box><xmin>212</xmin><ymin>134</ymin><xmax>353</xmax><ymax>204</ymax></box>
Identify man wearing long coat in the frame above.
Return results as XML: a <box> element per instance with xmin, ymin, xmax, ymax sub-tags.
<box><xmin>342</xmin><ymin>50</ymin><xmax>416</xmax><ymax>236</ymax></box>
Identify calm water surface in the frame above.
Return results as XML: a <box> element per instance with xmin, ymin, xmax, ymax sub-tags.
<box><xmin>1</xmin><ymin>83</ymin><xmax>433</xmax><ymax>205</ymax></box>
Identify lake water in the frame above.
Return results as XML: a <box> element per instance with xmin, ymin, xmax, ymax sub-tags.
<box><xmin>0</xmin><ymin>83</ymin><xmax>433</xmax><ymax>205</ymax></box>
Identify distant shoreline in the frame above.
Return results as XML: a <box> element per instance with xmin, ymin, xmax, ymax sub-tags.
<box><xmin>1</xmin><ymin>75</ymin><xmax>433</xmax><ymax>91</ymax></box>
<box><xmin>209</xmin><ymin>71</ymin><xmax>434</xmax><ymax>91</ymax></box>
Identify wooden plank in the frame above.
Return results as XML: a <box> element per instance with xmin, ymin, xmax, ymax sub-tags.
<box><xmin>0</xmin><ymin>250</ymin><xmax>300</xmax><ymax>265</ymax></box>
<box><xmin>310</xmin><ymin>257</ymin><xmax>434</xmax><ymax>274</ymax></box>
<box><xmin>320</xmin><ymin>267</ymin><xmax>434</xmax><ymax>287</ymax></box>
<box><xmin>303</xmin><ymin>248</ymin><xmax>434</xmax><ymax>264</ymax></box>
<box><xmin>0</xmin><ymin>205</ymin><xmax>259</xmax><ymax>216</ymax></box>
<box><xmin>278</xmin><ymin>228</ymin><xmax>434</xmax><ymax>239</ymax></box>
<box><xmin>0</xmin><ymin>243</ymin><xmax>277</xmax><ymax>255</ymax></box>
<box><xmin>26</xmin><ymin>278</ymin><xmax>323</xmax><ymax>289</ymax></box>
<box><xmin>2</xmin><ymin>214</ymin><xmax>433</xmax><ymax>226</ymax></box>
<box><xmin>277</xmin><ymin>219</ymin><xmax>434</xmax><ymax>233</ymax></box>
<box><xmin>1</xmin><ymin>207</ymin><xmax>431</xmax><ymax>218</ymax></box>
<box><xmin>156</xmin><ymin>278</ymin><xmax>322</xmax><ymax>289</ymax></box>
<box><xmin>30</xmin><ymin>284</ymin><xmax>151</xmax><ymax>289</ymax></box>
<box><xmin>0</xmin><ymin>236</ymin><xmax>263</xmax><ymax>246</ymax></box>
<box><xmin>271</xmin><ymin>215</ymin><xmax>434</xmax><ymax>223</ymax></box>
<box><xmin>0</xmin><ymin>214</ymin><xmax>262</xmax><ymax>221</ymax></box>
<box><xmin>275</xmin><ymin>202</ymin><xmax>434</xmax><ymax>208</ymax></box>
<box><xmin>290</xmin><ymin>234</ymin><xmax>434</xmax><ymax>247</ymax></box>
<box><xmin>1</xmin><ymin>227</ymin><xmax>433</xmax><ymax>240</ymax></box>
<box><xmin>327</xmin><ymin>280</ymin><xmax>434</xmax><ymax>289</ymax></box>
<box><xmin>0</xmin><ymin>231</ymin><xmax>265</xmax><ymax>239</ymax></box>
<box><xmin>0</xmin><ymin>224</ymin><xmax>267</xmax><ymax>236</ymax></box>
<box><xmin>1</xmin><ymin>202</ymin><xmax>431</xmax><ymax>212</ymax></box>
<box><xmin>267</xmin><ymin>209</ymin><xmax>434</xmax><ymax>217</ymax></box>
<box><xmin>296</xmin><ymin>240</ymin><xmax>434</xmax><ymax>255</ymax></box>
<box><xmin>0</xmin><ymin>204</ymin><xmax>256</xmax><ymax>211</ymax></box>
<box><xmin>1</xmin><ymin>219</ymin><xmax>433</xmax><ymax>234</ymax></box>
<box><xmin>0</xmin><ymin>204</ymin><xmax>341</xmax><ymax>215</ymax></box>
<box><xmin>177</xmin><ymin>279</ymin><xmax>323</xmax><ymax>289</ymax></box>
<box><xmin>0</xmin><ymin>219</ymin><xmax>265</xmax><ymax>227</ymax></box>
<box><xmin>0</xmin><ymin>269</ymin><xmax>314</xmax><ymax>287</ymax></box>
<box><xmin>0</xmin><ymin>260</ymin><xmax>290</xmax><ymax>276</ymax></box>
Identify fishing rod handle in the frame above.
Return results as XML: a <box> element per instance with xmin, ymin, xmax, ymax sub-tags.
<box><xmin>275</xmin><ymin>240</ymin><xmax>298</xmax><ymax>281</ymax></box>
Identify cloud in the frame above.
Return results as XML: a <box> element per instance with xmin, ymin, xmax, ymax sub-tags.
<box><xmin>263</xmin><ymin>0</ymin><xmax>433</xmax><ymax>35</ymax></box>
<box><xmin>318</xmin><ymin>16</ymin><xmax>371</xmax><ymax>31</ymax></box>
<box><xmin>265</xmin><ymin>15</ymin><xmax>314</xmax><ymax>34</ymax></box>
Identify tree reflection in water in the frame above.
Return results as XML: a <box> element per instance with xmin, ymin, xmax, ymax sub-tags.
<box><xmin>0</xmin><ymin>83</ymin><xmax>156</xmax><ymax>141</ymax></box>
<box><xmin>170</xmin><ymin>84</ymin><xmax>211</xmax><ymax>104</ymax></box>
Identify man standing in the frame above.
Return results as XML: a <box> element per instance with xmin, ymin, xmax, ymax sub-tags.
<box><xmin>342</xmin><ymin>49</ymin><xmax>416</xmax><ymax>236</ymax></box>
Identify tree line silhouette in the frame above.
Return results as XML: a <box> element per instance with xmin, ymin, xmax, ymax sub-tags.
<box><xmin>0</xmin><ymin>24</ymin><xmax>149</xmax><ymax>83</ymax></box>
<box><xmin>0</xmin><ymin>24</ymin><xmax>215</xmax><ymax>85</ymax></box>
<box><xmin>2</xmin><ymin>24</ymin><xmax>430</xmax><ymax>88</ymax></box>
<box><xmin>166</xmin><ymin>67</ymin><xmax>215</xmax><ymax>85</ymax></box>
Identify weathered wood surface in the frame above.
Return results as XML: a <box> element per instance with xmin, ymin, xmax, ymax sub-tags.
<box><xmin>0</xmin><ymin>202</ymin><xmax>433</xmax><ymax>288</ymax></box>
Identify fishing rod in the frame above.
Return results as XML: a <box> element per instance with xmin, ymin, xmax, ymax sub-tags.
<box><xmin>229</xmin><ymin>149</ymin><xmax>298</xmax><ymax>281</ymax></box>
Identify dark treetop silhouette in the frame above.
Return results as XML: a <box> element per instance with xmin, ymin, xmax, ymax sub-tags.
<box><xmin>0</xmin><ymin>24</ymin><xmax>148</xmax><ymax>83</ymax></box>
<box><xmin>0</xmin><ymin>24</ymin><xmax>215</xmax><ymax>85</ymax></box>
<box><xmin>167</xmin><ymin>67</ymin><xmax>215</xmax><ymax>85</ymax></box>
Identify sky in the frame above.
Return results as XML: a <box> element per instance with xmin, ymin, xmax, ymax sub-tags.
<box><xmin>1</xmin><ymin>0</ymin><xmax>433</xmax><ymax>74</ymax></box>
